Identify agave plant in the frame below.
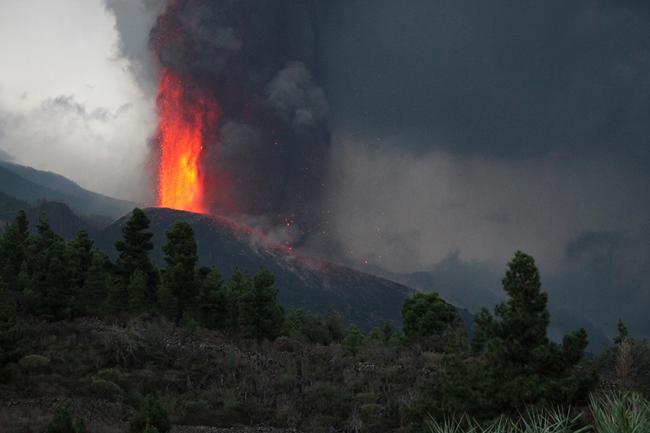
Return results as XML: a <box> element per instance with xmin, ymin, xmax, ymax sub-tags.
<box><xmin>589</xmin><ymin>392</ymin><xmax>650</xmax><ymax>433</ymax></box>
<box><xmin>519</xmin><ymin>408</ymin><xmax>589</xmax><ymax>433</ymax></box>
<box><xmin>426</xmin><ymin>408</ymin><xmax>587</xmax><ymax>433</ymax></box>
<box><xmin>426</xmin><ymin>415</ymin><xmax>481</xmax><ymax>433</ymax></box>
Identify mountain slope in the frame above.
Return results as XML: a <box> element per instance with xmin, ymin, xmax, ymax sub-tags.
<box><xmin>0</xmin><ymin>160</ymin><xmax>136</xmax><ymax>218</ymax></box>
<box><xmin>0</xmin><ymin>191</ymin><xmax>30</xmax><ymax>221</ymax></box>
<box><xmin>97</xmin><ymin>208</ymin><xmax>414</xmax><ymax>330</ymax></box>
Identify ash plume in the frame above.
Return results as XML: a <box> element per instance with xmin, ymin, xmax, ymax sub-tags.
<box><xmin>150</xmin><ymin>0</ymin><xmax>330</xmax><ymax>236</ymax></box>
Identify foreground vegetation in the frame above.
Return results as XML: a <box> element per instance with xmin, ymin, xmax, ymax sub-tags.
<box><xmin>427</xmin><ymin>393</ymin><xmax>650</xmax><ymax>433</ymax></box>
<box><xmin>0</xmin><ymin>209</ymin><xmax>649</xmax><ymax>432</ymax></box>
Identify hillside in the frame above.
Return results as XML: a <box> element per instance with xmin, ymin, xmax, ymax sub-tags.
<box><xmin>0</xmin><ymin>160</ymin><xmax>136</xmax><ymax>219</ymax></box>
<box><xmin>96</xmin><ymin>208</ymin><xmax>414</xmax><ymax>330</ymax></box>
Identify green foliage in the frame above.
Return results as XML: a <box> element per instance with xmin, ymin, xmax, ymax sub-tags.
<box><xmin>0</xmin><ymin>209</ymin><xmax>29</xmax><ymax>290</ymax></box>
<box><xmin>283</xmin><ymin>309</ymin><xmax>344</xmax><ymax>345</ymax></box>
<box><xmin>129</xmin><ymin>394</ymin><xmax>171</xmax><ymax>433</ymax></box>
<box><xmin>79</xmin><ymin>253</ymin><xmax>111</xmax><ymax>314</ymax></box>
<box><xmin>426</xmin><ymin>407</ymin><xmax>589</xmax><ymax>433</ymax></box>
<box><xmin>614</xmin><ymin>319</ymin><xmax>629</xmax><ymax>345</ymax></box>
<box><xmin>19</xmin><ymin>354</ymin><xmax>50</xmax><ymax>372</ymax></box>
<box><xmin>161</xmin><ymin>222</ymin><xmax>198</xmax><ymax>321</ymax></box>
<box><xmin>68</xmin><ymin>230</ymin><xmax>94</xmax><ymax>286</ymax></box>
<box><xmin>116</xmin><ymin>208</ymin><xmax>157</xmax><ymax>304</ymax></box>
<box><xmin>368</xmin><ymin>327</ymin><xmax>385</xmax><ymax>344</ymax></box>
<box><xmin>142</xmin><ymin>423</ymin><xmax>160</xmax><ymax>433</ymax></box>
<box><xmin>46</xmin><ymin>403</ymin><xmax>88</xmax><ymax>433</ymax></box>
<box><xmin>238</xmin><ymin>269</ymin><xmax>284</xmax><ymax>340</ymax></box>
<box><xmin>342</xmin><ymin>325</ymin><xmax>364</xmax><ymax>354</ymax></box>
<box><xmin>590</xmin><ymin>393</ymin><xmax>650</xmax><ymax>433</ymax></box>
<box><xmin>128</xmin><ymin>269</ymin><xmax>150</xmax><ymax>312</ymax></box>
<box><xmin>424</xmin><ymin>251</ymin><xmax>596</xmax><ymax>420</ymax></box>
<box><xmin>21</xmin><ymin>216</ymin><xmax>83</xmax><ymax>319</ymax></box>
<box><xmin>195</xmin><ymin>267</ymin><xmax>227</xmax><ymax>329</ymax></box>
<box><xmin>402</xmin><ymin>292</ymin><xmax>459</xmax><ymax>339</ymax></box>
<box><xmin>0</xmin><ymin>277</ymin><xmax>17</xmax><ymax>366</ymax></box>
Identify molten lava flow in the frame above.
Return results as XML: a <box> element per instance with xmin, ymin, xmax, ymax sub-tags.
<box><xmin>156</xmin><ymin>68</ymin><xmax>218</xmax><ymax>213</ymax></box>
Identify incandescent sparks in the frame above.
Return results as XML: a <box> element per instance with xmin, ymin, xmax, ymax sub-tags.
<box><xmin>156</xmin><ymin>68</ymin><xmax>219</xmax><ymax>213</ymax></box>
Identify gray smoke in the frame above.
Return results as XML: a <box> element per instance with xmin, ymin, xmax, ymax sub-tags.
<box><xmin>105</xmin><ymin>0</ymin><xmax>650</xmax><ymax>343</ymax></box>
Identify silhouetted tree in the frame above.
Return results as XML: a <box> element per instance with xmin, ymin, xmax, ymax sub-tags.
<box><xmin>402</xmin><ymin>292</ymin><xmax>459</xmax><ymax>340</ymax></box>
<box><xmin>24</xmin><ymin>217</ymin><xmax>74</xmax><ymax>318</ymax></box>
<box><xmin>614</xmin><ymin>318</ymin><xmax>629</xmax><ymax>345</ymax></box>
<box><xmin>0</xmin><ymin>277</ymin><xmax>17</xmax><ymax>368</ymax></box>
<box><xmin>128</xmin><ymin>269</ymin><xmax>150</xmax><ymax>312</ymax></box>
<box><xmin>79</xmin><ymin>253</ymin><xmax>111</xmax><ymax>314</ymax></box>
<box><xmin>116</xmin><ymin>209</ymin><xmax>157</xmax><ymax>304</ymax></box>
<box><xmin>162</xmin><ymin>222</ymin><xmax>198</xmax><ymax>321</ymax></box>
<box><xmin>195</xmin><ymin>267</ymin><xmax>227</xmax><ymax>329</ymax></box>
<box><xmin>0</xmin><ymin>210</ymin><xmax>29</xmax><ymax>290</ymax></box>
<box><xmin>467</xmin><ymin>251</ymin><xmax>595</xmax><ymax>417</ymax></box>
<box><xmin>238</xmin><ymin>269</ymin><xmax>284</xmax><ymax>340</ymax></box>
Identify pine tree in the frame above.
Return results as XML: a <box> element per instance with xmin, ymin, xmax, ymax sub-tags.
<box><xmin>238</xmin><ymin>269</ymin><xmax>284</xmax><ymax>340</ymax></box>
<box><xmin>196</xmin><ymin>267</ymin><xmax>227</xmax><ymax>329</ymax></box>
<box><xmin>161</xmin><ymin>222</ymin><xmax>198</xmax><ymax>321</ymax></box>
<box><xmin>79</xmin><ymin>253</ymin><xmax>111</xmax><ymax>314</ymax></box>
<box><xmin>68</xmin><ymin>230</ymin><xmax>94</xmax><ymax>283</ymax></box>
<box><xmin>116</xmin><ymin>209</ymin><xmax>157</xmax><ymax>303</ymax></box>
<box><xmin>468</xmin><ymin>251</ymin><xmax>595</xmax><ymax>417</ymax></box>
<box><xmin>223</xmin><ymin>268</ymin><xmax>247</xmax><ymax>333</ymax></box>
<box><xmin>24</xmin><ymin>218</ymin><xmax>73</xmax><ymax>319</ymax></box>
<box><xmin>0</xmin><ymin>210</ymin><xmax>30</xmax><ymax>290</ymax></box>
<box><xmin>614</xmin><ymin>318</ymin><xmax>629</xmax><ymax>345</ymax></box>
<box><xmin>128</xmin><ymin>269</ymin><xmax>150</xmax><ymax>312</ymax></box>
<box><xmin>0</xmin><ymin>277</ymin><xmax>18</xmax><ymax>367</ymax></box>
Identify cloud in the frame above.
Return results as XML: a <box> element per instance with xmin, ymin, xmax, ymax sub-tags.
<box><xmin>0</xmin><ymin>94</ymin><xmax>155</xmax><ymax>202</ymax></box>
<box><xmin>267</xmin><ymin>62</ymin><xmax>329</xmax><ymax>130</ymax></box>
<box><xmin>103</xmin><ymin>0</ymin><xmax>164</xmax><ymax>94</ymax></box>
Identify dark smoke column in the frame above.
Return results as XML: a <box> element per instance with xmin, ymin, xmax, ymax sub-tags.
<box><xmin>151</xmin><ymin>0</ymin><xmax>330</xmax><ymax>235</ymax></box>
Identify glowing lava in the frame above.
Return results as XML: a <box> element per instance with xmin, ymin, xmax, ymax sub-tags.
<box><xmin>156</xmin><ymin>68</ymin><xmax>218</xmax><ymax>213</ymax></box>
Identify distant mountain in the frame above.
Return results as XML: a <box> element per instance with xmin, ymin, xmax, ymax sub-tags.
<box><xmin>0</xmin><ymin>191</ymin><xmax>30</xmax><ymax>221</ymax></box>
<box><xmin>0</xmin><ymin>160</ymin><xmax>137</xmax><ymax>219</ymax></box>
<box><xmin>97</xmin><ymin>208</ymin><xmax>414</xmax><ymax>330</ymax></box>
<box><xmin>26</xmin><ymin>201</ymin><xmax>97</xmax><ymax>239</ymax></box>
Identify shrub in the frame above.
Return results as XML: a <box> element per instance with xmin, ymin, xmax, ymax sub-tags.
<box><xmin>19</xmin><ymin>354</ymin><xmax>50</xmax><ymax>373</ymax></box>
<box><xmin>85</xmin><ymin>377</ymin><xmax>124</xmax><ymax>400</ymax></box>
<box><xmin>129</xmin><ymin>394</ymin><xmax>170</xmax><ymax>433</ymax></box>
<box><xmin>175</xmin><ymin>399</ymin><xmax>214</xmax><ymax>426</ymax></box>
<box><xmin>46</xmin><ymin>403</ymin><xmax>88</xmax><ymax>433</ymax></box>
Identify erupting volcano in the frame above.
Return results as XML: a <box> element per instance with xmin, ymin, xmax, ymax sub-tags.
<box><xmin>156</xmin><ymin>68</ymin><xmax>218</xmax><ymax>214</ymax></box>
<box><xmin>150</xmin><ymin>0</ymin><xmax>330</xmax><ymax>234</ymax></box>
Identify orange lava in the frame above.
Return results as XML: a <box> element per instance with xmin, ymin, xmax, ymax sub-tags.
<box><xmin>156</xmin><ymin>68</ymin><xmax>218</xmax><ymax>213</ymax></box>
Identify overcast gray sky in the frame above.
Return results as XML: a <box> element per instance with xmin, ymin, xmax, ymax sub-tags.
<box><xmin>0</xmin><ymin>0</ymin><xmax>155</xmax><ymax>201</ymax></box>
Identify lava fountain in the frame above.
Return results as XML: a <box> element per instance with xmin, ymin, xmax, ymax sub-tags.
<box><xmin>156</xmin><ymin>68</ymin><xmax>219</xmax><ymax>213</ymax></box>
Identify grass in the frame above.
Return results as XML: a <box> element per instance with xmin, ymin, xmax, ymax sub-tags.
<box><xmin>427</xmin><ymin>393</ymin><xmax>650</xmax><ymax>433</ymax></box>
